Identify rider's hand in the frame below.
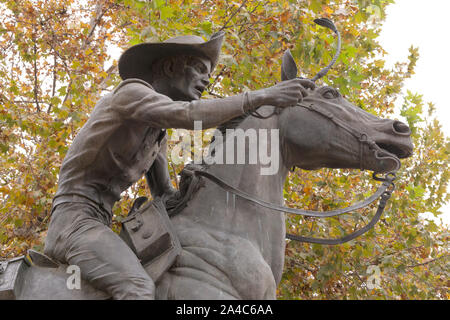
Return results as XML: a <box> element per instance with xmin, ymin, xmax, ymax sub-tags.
<box><xmin>245</xmin><ymin>78</ymin><xmax>315</xmax><ymax>112</ymax></box>
<box><xmin>161</xmin><ymin>187</ymin><xmax>180</xmax><ymax>207</ymax></box>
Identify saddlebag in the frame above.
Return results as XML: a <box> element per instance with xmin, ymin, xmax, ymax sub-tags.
<box><xmin>0</xmin><ymin>256</ymin><xmax>31</xmax><ymax>299</ymax></box>
<box><xmin>120</xmin><ymin>198</ymin><xmax>181</xmax><ymax>282</ymax></box>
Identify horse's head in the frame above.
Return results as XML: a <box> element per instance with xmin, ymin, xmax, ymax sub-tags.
<box><xmin>279</xmin><ymin>50</ymin><xmax>414</xmax><ymax>173</ymax></box>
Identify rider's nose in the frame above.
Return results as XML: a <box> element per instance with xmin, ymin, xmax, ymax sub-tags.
<box><xmin>392</xmin><ymin>120</ymin><xmax>411</xmax><ymax>136</ymax></box>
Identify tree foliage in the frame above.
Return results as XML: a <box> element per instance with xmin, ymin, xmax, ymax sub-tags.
<box><xmin>0</xmin><ymin>0</ymin><xmax>448</xmax><ymax>299</ymax></box>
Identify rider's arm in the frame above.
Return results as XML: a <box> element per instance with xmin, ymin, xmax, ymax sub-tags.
<box><xmin>145</xmin><ymin>135</ymin><xmax>176</xmax><ymax>198</ymax></box>
<box><xmin>111</xmin><ymin>80</ymin><xmax>246</xmax><ymax>130</ymax></box>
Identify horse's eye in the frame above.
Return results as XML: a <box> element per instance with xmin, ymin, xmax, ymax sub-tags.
<box><xmin>322</xmin><ymin>88</ymin><xmax>339</xmax><ymax>99</ymax></box>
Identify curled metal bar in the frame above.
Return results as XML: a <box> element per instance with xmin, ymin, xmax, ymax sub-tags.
<box><xmin>311</xmin><ymin>18</ymin><xmax>342</xmax><ymax>82</ymax></box>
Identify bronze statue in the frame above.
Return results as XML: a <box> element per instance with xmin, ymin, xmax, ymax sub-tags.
<box><xmin>0</xmin><ymin>20</ymin><xmax>413</xmax><ymax>300</ymax></box>
<box><xmin>42</xmin><ymin>31</ymin><xmax>313</xmax><ymax>300</ymax></box>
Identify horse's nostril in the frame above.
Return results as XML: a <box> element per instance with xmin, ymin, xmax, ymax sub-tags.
<box><xmin>393</xmin><ymin>121</ymin><xmax>411</xmax><ymax>135</ymax></box>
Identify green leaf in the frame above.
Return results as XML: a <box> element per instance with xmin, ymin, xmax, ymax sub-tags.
<box><xmin>14</xmin><ymin>219</ymin><xmax>23</xmax><ymax>227</ymax></box>
<box><xmin>152</xmin><ymin>0</ymin><xmax>165</xmax><ymax>9</ymax></box>
<box><xmin>160</xmin><ymin>6</ymin><xmax>174</xmax><ymax>20</ymax></box>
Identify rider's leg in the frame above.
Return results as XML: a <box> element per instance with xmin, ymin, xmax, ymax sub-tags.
<box><xmin>45</xmin><ymin>202</ymin><xmax>155</xmax><ymax>300</ymax></box>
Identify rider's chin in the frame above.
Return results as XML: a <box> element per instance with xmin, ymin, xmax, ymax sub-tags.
<box><xmin>192</xmin><ymin>87</ymin><xmax>203</xmax><ymax>100</ymax></box>
<box><xmin>183</xmin><ymin>89</ymin><xmax>200</xmax><ymax>101</ymax></box>
<box><xmin>179</xmin><ymin>93</ymin><xmax>196</xmax><ymax>102</ymax></box>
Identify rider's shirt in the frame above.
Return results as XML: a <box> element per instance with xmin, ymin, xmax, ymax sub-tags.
<box><xmin>53</xmin><ymin>78</ymin><xmax>245</xmax><ymax>216</ymax></box>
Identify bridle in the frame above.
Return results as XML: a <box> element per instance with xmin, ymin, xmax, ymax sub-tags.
<box><xmin>297</xmin><ymin>101</ymin><xmax>402</xmax><ymax>173</ymax></box>
<box><xmin>181</xmin><ymin>100</ymin><xmax>400</xmax><ymax>245</ymax></box>
<box><xmin>285</xmin><ymin>99</ymin><xmax>400</xmax><ymax>244</ymax></box>
<box><xmin>173</xmin><ymin>18</ymin><xmax>402</xmax><ymax>245</ymax></box>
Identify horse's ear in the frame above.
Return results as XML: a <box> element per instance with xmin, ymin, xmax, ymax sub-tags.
<box><xmin>281</xmin><ymin>50</ymin><xmax>298</xmax><ymax>81</ymax></box>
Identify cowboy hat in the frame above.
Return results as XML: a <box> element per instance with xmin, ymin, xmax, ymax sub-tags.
<box><xmin>118</xmin><ymin>31</ymin><xmax>225</xmax><ymax>80</ymax></box>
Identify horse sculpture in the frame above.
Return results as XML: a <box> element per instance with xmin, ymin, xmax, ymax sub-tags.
<box><xmin>0</xmin><ymin>19</ymin><xmax>413</xmax><ymax>300</ymax></box>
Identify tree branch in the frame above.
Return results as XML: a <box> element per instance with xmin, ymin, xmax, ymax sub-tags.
<box><xmin>219</xmin><ymin>0</ymin><xmax>249</xmax><ymax>32</ymax></box>
<box><xmin>33</xmin><ymin>36</ymin><xmax>40</xmax><ymax>112</ymax></box>
<box><xmin>406</xmin><ymin>254</ymin><xmax>449</xmax><ymax>268</ymax></box>
<box><xmin>170</xmin><ymin>162</ymin><xmax>179</xmax><ymax>190</ymax></box>
<box><xmin>98</xmin><ymin>64</ymin><xmax>118</xmax><ymax>90</ymax></box>
<box><xmin>65</xmin><ymin>1</ymin><xmax>111</xmax><ymax>105</ymax></box>
<box><xmin>82</xmin><ymin>1</ymin><xmax>108</xmax><ymax>50</ymax></box>
<box><xmin>13</xmin><ymin>100</ymin><xmax>50</xmax><ymax>105</ymax></box>
<box><xmin>206</xmin><ymin>65</ymin><xmax>227</xmax><ymax>92</ymax></box>
<box><xmin>47</xmin><ymin>51</ymin><xmax>58</xmax><ymax>114</ymax></box>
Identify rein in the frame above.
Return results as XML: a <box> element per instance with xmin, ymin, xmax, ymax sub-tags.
<box><xmin>185</xmin><ymin>166</ymin><xmax>396</xmax><ymax>245</ymax></box>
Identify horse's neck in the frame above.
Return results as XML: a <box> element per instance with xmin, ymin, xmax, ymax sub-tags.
<box><xmin>206</xmin><ymin>107</ymin><xmax>289</xmax><ymax>204</ymax></box>
<box><xmin>197</xmin><ymin>109</ymin><xmax>289</xmax><ymax>281</ymax></box>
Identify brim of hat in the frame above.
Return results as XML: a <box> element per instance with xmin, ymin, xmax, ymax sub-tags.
<box><xmin>118</xmin><ymin>33</ymin><xmax>224</xmax><ymax>80</ymax></box>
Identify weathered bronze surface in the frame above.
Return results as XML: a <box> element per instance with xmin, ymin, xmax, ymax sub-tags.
<box><xmin>0</xmin><ymin>20</ymin><xmax>413</xmax><ymax>300</ymax></box>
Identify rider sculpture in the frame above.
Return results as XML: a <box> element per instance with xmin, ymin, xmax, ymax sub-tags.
<box><xmin>43</xmin><ymin>31</ymin><xmax>315</xmax><ymax>299</ymax></box>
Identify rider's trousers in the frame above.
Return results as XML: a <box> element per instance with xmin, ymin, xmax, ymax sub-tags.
<box><xmin>44</xmin><ymin>202</ymin><xmax>155</xmax><ymax>300</ymax></box>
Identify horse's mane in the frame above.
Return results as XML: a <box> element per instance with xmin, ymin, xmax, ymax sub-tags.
<box><xmin>164</xmin><ymin>113</ymin><xmax>250</xmax><ymax>212</ymax></box>
<box><xmin>208</xmin><ymin>113</ymin><xmax>250</xmax><ymax>159</ymax></box>
<box><xmin>215</xmin><ymin>114</ymin><xmax>250</xmax><ymax>136</ymax></box>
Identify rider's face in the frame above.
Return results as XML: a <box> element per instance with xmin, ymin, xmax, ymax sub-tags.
<box><xmin>167</xmin><ymin>56</ymin><xmax>211</xmax><ymax>101</ymax></box>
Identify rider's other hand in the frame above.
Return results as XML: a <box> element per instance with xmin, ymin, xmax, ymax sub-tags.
<box><xmin>161</xmin><ymin>187</ymin><xmax>180</xmax><ymax>205</ymax></box>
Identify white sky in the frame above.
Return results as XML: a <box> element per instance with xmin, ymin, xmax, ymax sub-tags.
<box><xmin>378</xmin><ymin>0</ymin><xmax>449</xmax><ymax>226</ymax></box>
